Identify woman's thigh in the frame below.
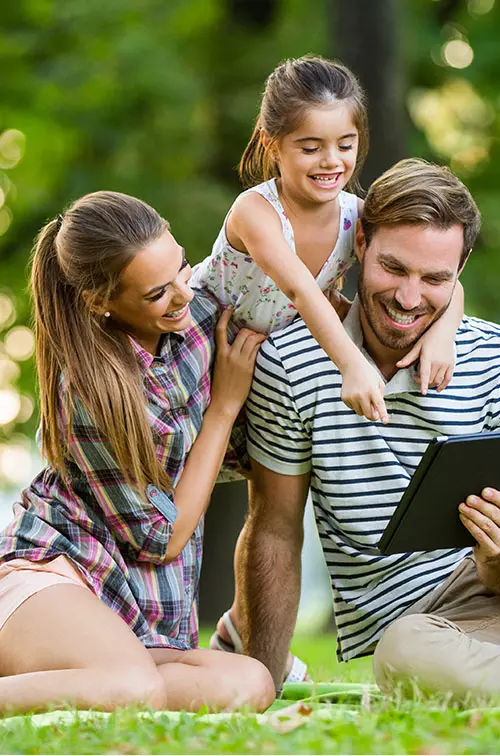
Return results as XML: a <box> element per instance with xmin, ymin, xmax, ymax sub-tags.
<box><xmin>0</xmin><ymin>583</ymin><xmax>156</xmax><ymax>677</ymax></box>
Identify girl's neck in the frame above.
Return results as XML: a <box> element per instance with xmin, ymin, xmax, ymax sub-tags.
<box><xmin>275</xmin><ymin>177</ymin><xmax>340</xmax><ymax>224</ymax></box>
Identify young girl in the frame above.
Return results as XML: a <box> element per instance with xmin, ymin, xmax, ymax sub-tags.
<box><xmin>0</xmin><ymin>191</ymin><xmax>274</xmax><ymax>715</ymax></box>
<box><xmin>191</xmin><ymin>55</ymin><xmax>462</xmax><ymax>422</ymax></box>
<box><xmin>199</xmin><ymin>55</ymin><xmax>464</xmax><ymax>684</ymax></box>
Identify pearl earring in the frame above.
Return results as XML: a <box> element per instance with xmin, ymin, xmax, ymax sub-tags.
<box><xmin>104</xmin><ymin>311</ymin><xmax>110</xmax><ymax>318</ymax></box>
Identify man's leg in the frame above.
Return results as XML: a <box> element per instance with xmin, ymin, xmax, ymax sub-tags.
<box><xmin>373</xmin><ymin>556</ymin><xmax>500</xmax><ymax>698</ymax></box>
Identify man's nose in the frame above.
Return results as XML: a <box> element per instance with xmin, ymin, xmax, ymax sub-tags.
<box><xmin>394</xmin><ymin>278</ymin><xmax>422</xmax><ymax>311</ymax></box>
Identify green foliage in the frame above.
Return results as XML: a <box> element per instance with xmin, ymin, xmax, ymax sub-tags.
<box><xmin>1</xmin><ymin>0</ymin><xmax>500</xmax><ymax>450</ymax></box>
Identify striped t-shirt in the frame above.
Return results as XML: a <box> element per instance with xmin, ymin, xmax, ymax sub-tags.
<box><xmin>246</xmin><ymin>299</ymin><xmax>500</xmax><ymax>662</ymax></box>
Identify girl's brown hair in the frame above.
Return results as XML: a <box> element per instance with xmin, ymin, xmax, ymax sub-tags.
<box><xmin>239</xmin><ymin>55</ymin><xmax>369</xmax><ymax>191</ymax></box>
<box><xmin>31</xmin><ymin>190</ymin><xmax>172</xmax><ymax>492</ymax></box>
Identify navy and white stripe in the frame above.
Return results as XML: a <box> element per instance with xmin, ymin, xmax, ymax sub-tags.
<box><xmin>247</xmin><ymin>300</ymin><xmax>500</xmax><ymax>661</ymax></box>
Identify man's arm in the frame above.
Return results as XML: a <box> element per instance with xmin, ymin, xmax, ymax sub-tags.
<box><xmin>239</xmin><ymin>459</ymin><xmax>310</xmax><ymax>689</ymax></box>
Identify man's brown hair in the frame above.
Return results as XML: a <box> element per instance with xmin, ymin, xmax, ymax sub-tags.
<box><xmin>361</xmin><ymin>158</ymin><xmax>481</xmax><ymax>267</ymax></box>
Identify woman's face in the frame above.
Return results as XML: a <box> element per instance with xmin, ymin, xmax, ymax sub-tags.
<box><xmin>108</xmin><ymin>228</ymin><xmax>194</xmax><ymax>353</ymax></box>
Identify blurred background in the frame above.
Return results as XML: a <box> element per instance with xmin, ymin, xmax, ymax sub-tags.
<box><xmin>1</xmin><ymin>0</ymin><xmax>500</xmax><ymax>631</ymax></box>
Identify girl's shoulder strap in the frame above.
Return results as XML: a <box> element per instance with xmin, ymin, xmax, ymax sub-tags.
<box><xmin>245</xmin><ymin>178</ymin><xmax>283</xmax><ymax>214</ymax></box>
<box><xmin>339</xmin><ymin>189</ymin><xmax>360</xmax><ymax>222</ymax></box>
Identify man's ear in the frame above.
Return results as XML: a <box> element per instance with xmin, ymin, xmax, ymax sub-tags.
<box><xmin>355</xmin><ymin>219</ymin><xmax>367</xmax><ymax>264</ymax></box>
<box><xmin>458</xmin><ymin>248</ymin><xmax>471</xmax><ymax>276</ymax></box>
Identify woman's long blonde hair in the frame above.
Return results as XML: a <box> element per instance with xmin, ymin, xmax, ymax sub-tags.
<box><xmin>31</xmin><ymin>190</ymin><xmax>172</xmax><ymax>492</ymax></box>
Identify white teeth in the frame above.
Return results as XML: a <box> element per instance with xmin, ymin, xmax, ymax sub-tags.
<box><xmin>311</xmin><ymin>175</ymin><xmax>338</xmax><ymax>182</ymax></box>
<box><xmin>386</xmin><ymin>305</ymin><xmax>418</xmax><ymax>325</ymax></box>
<box><xmin>163</xmin><ymin>306</ymin><xmax>186</xmax><ymax>319</ymax></box>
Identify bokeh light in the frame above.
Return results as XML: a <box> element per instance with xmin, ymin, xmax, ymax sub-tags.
<box><xmin>0</xmin><ymin>355</ymin><xmax>20</xmax><ymax>387</ymax></box>
<box><xmin>0</xmin><ymin>294</ymin><xmax>15</xmax><ymax>330</ymax></box>
<box><xmin>0</xmin><ymin>439</ymin><xmax>32</xmax><ymax>485</ymax></box>
<box><xmin>443</xmin><ymin>39</ymin><xmax>474</xmax><ymax>69</ymax></box>
<box><xmin>4</xmin><ymin>326</ymin><xmax>35</xmax><ymax>361</ymax></box>
<box><xmin>0</xmin><ymin>390</ymin><xmax>21</xmax><ymax>426</ymax></box>
<box><xmin>468</xmin><ymin>0</ymin><xmax>495</xmax><ymax>14</ymax></box>
<box><xmin>408</xmin><ymin>79</ymin><xmax>492</xmax><ymax>174</ymax></box>
<box><xmin>0</xmin><ymin>129</ymin><xmax>25</xmax><ymax>170</ymax></box>
<box><xmin>17</xmin><ymin>395</ymin><xmax>34</xmax><ymax>424</ymax></box>
<box><xmin>0</xmin><ymin>207</ymin><xmax>12</xmax><ymax>236</ymax></box>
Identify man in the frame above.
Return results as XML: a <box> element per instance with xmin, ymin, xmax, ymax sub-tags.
<box><xmin>229</xmin><ymin>158</ymin><xmax>500</xmax><ymax>697</ymax></box>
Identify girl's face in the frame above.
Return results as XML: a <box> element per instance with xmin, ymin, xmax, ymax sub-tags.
<box><xmin>271</xmin><ymin>102</ymin><xmax>359</xmax><ymax>204</ymax></box>
<box><xmin>108</xmin><ymin>228</ymin><xmax>194</xmax><ymax>353</ymax></box>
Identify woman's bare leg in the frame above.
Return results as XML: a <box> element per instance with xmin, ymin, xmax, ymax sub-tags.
<box><xmin>0</xmin><ymin>583</ymin><xmax>165</xmax><ymax>715</ymax></box>
<box><xmin>149</xmin><ymin>647</ymin><xmax>275</xmax><ymax>712</ymax></box>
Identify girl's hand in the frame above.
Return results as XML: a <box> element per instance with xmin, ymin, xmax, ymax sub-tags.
<box><xmin>211</xmin><ymin>307</ymin><xmax>266</xmax><ymax>419</ymax></box>
<box><xmin>340</xmin><ymin>354</ymin><xmax>389</xmax><ymax>424</ymax></box>
<box><xmin>396</xmin><ymin>333</ymin><xmax>455</xmax><ymax>395</ymax></box>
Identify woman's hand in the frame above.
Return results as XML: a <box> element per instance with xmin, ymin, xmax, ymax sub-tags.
<box><xmin>211</xmin><ymin>307</ymin><xmax>266</xmax><ymax>419</ymax></box>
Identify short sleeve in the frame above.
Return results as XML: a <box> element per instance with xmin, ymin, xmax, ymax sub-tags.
<box><xmin>246</xmin><ymin>337</ymin><xmax>311</xmax><ymax>475</ymax></box>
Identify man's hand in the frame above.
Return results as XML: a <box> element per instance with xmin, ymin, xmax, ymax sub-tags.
<box><xmin>459</xmin><ymin>487</ymin><xmax>500</xmax><ymax>593</ymax></box>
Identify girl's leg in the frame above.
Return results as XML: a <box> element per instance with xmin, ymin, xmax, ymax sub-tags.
<box><xmin>0</xmin><ymin>583</ymin><xmax>166</xmax><ymax>715</ymax></box>
<box><xmin>149</xmin><ymin>647</ymin><xmax>275</xmax><ymax>712</ymax></box>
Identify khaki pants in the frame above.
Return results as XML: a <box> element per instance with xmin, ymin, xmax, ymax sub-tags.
<box><xmin>373</xmin><ymin>556</ymin><xmax>500</xmax><ymax>698</ymax></box>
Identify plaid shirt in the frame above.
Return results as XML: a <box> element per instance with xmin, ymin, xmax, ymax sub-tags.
<box><xmin>0</xmin><ymin>292</ymin><xmax>245</xmax><ymax>650</ymax></box>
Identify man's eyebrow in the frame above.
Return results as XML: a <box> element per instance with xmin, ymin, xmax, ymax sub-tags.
<box><xmin>143</xmin><ymin>248</ymin><xmax>186</xmax><ymax>298</ymax></box>
<box><xmin>379</xmin><ymin>253</ymin><xmax>455</xmax><ymax>280</ymax></box>
<box><xmin>294</xmin><ymin>132</ymin><xmax>357</xmax><ymax>144</ymax></box>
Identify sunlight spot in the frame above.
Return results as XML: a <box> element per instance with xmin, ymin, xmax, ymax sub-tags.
<box><xmin>468</xmin><ymin>0</ymin><xmax>495</xmax><ymax>14</ymax></box>
<box><xmin>443</xmin><ymin>39</ymin><xmax>474</xmax><ymax>69</ymax></box>
<box><xmin>0</xmin><ymin>389</ymin><xmax>21</xmax><ymax>425</ymax></box>
<box><xmin>0</xmin><ymin>294</ymin><xmax>15</xmax><ymax>330</ymax></box>
<box><xmin>4</xmin><ymin>326</ymin><xmax>35</xmax><ymax>361</ymax></box>
<box><xmin>0</xmin><ymin>130</ymin><xmax>25</xmax><ymax>170</ymax></box>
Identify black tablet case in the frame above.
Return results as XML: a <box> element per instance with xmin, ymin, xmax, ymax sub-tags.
<box><xmin>379</xmin><ymin>431</ymin><xmax>500</xmax><ymax>554</ymax></box>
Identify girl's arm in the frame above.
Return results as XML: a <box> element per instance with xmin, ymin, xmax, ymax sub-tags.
<box><xmin>396</xmin><ymin>281</ymin><xmax>464</xmax><ymax>394</ymax></box>
<box><xmin>228</xmin><ymin>193</ymin><xmax>388</xmax><ymax>424</ymax></box>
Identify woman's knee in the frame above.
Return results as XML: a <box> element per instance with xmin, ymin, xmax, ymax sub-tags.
<box><xmin>213</xmin><ymin>654</ymin><xmax>275</xmax><ymax>711</ymax></box>
<box><xmin>109</xmin><ymin>666</ymin><xmax>167</xmax><ymax>710</ymax></box>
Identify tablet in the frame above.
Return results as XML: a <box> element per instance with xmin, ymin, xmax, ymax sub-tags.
<box><xmin>378</xmin><ymin>430</ymin><xmax>500</xmax><ymax>554</ymax></box>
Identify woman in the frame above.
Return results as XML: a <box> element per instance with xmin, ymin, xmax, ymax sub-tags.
<box><xmin>0</xmin><ymin>191</ymin><xmax>274</xmax><ymax>715</ymax></box>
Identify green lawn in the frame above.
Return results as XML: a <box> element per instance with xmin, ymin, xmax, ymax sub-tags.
<box><xmin>1</xmin><ymin>633</ymin><xmax>500</xmax><ymax>754</ymax></box>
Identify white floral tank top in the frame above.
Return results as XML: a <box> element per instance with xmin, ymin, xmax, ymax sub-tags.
<box><xmin>190</xmin><ymin>178</ymin><xmax>359</xmax><ymax>334</ymax></box>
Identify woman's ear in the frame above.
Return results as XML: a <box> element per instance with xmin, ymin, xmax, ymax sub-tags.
<box><xmin>82</xmin><ymin>290</ymin><xmax>109</xmax><ymax>317</ymax></box>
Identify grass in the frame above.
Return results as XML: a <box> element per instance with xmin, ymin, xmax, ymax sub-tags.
<box><xmin>1</xmin><ymin>633</ymin><xmax>500</xmax><ymax>754</ymax></box>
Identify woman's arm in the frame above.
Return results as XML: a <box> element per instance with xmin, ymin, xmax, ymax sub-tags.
<box><xmin>229</xmin><ymin>193</ymin><xmax>388</xmax><ymax>423</ymax></box>
<box><xmin>166</xmin><ymin>309</ymin><xmax>265</xmax><ymax>559</ymax></box>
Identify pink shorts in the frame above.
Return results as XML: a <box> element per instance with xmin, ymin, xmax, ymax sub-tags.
<box><xmin>0</xmin><ymin>555</ymin><xmax>91</xmax><ymax>632</ymax></box>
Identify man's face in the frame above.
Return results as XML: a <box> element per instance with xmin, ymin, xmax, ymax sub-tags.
<box><xmin>356</xmin><ymin>222</ymin><xmax>465</xmax><ymax>355</ymax></box>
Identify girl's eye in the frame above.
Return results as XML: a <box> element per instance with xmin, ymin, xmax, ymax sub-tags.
<box><xmin>180</xmin><ymin>255</ymin><xmax>189</xmax><ymax>270</ymax></box>
<box><xmin>302</xmin><ymin>147</ymin><xmax>319</xmax><ymax>154</ymax></box>
<box><xmin>339</xmin><ymin>144</ymin><xmax>354</xmax><ymax>152</ymax></box>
